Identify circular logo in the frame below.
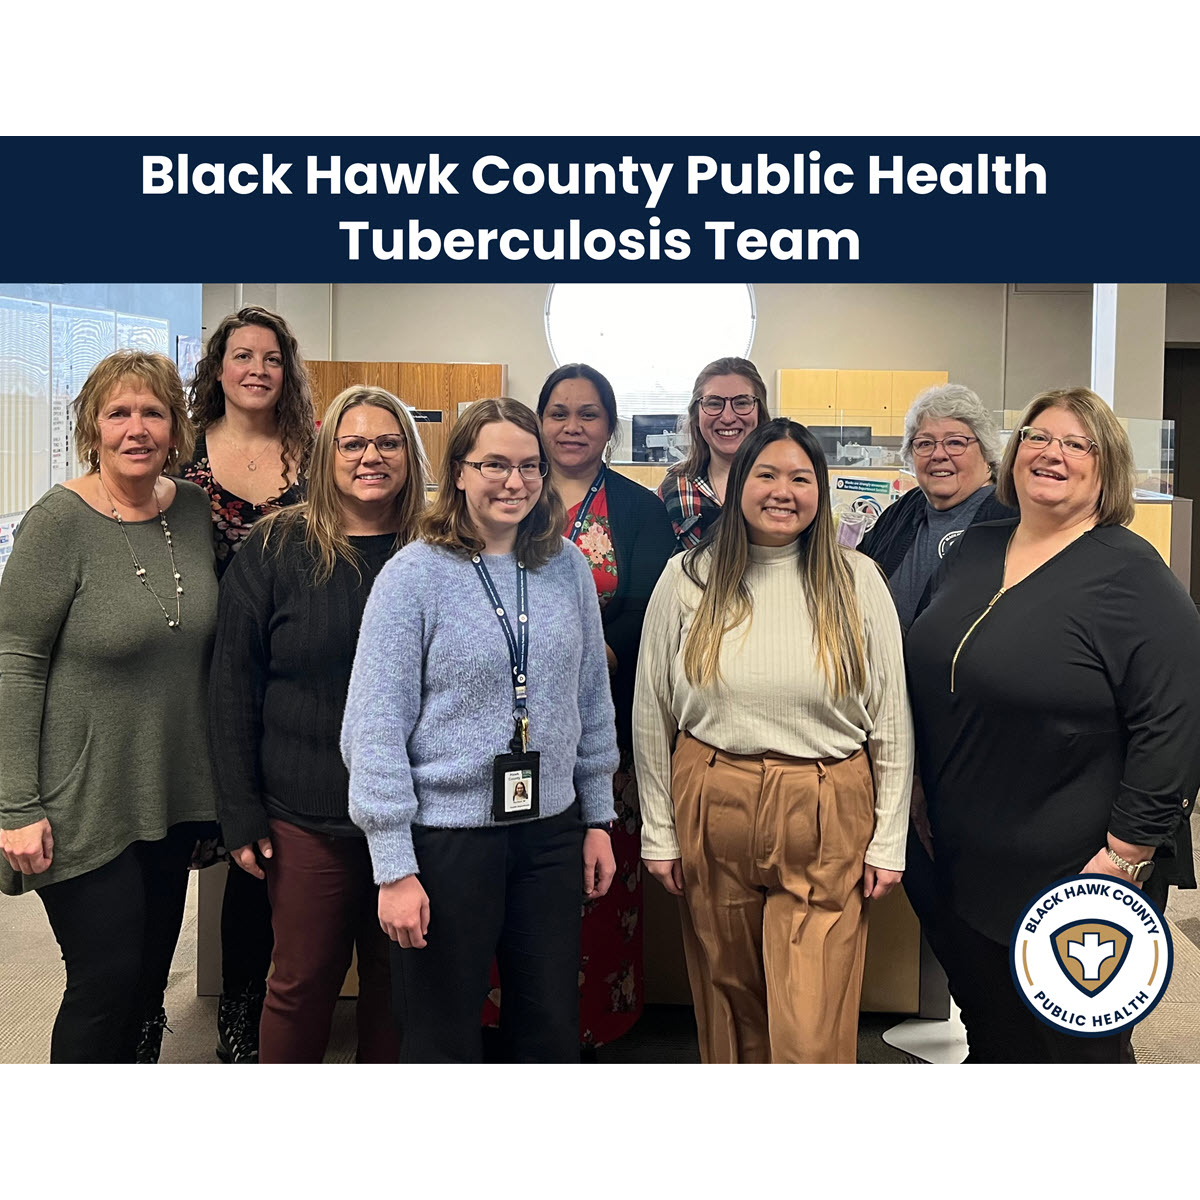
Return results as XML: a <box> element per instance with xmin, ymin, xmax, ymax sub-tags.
<box><xmin>937</xmin><ymin>527</ymin><xmax>965</xmax><ymax>558</ymax></box>
<box><xmin>1010</xmin><ymin>874</ymin><xmax>1172</xmax><ymax>1037</ymax></box>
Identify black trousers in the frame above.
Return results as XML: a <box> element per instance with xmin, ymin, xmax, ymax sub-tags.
<box><xmin>391</xmin><ymin>803</ymin><xmax>584</xmax><ymax>1064</ymax></box>
<box><xmin>937</xmin><ymin>902</ymin><xmax>1133</xmax><ymax>1064</ymax></box>
<box><xmin>220</xmin><ymin>859</ymin><xmax>273</xmax><ymax>994</ymax></box>
<box><xmin>37</xmin><ymin>822</ymin><xmax>205</xmax><ymax>1063</ymax></box>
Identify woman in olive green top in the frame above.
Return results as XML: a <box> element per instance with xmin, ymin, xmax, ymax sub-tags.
<box><xmin>0</xmin><ymin>350</ymin><xmax>218</xmax><ymax>1064</ymax></box>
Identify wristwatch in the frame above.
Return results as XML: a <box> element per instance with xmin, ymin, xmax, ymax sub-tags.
<box><xmin>1105</xmin><ymin>846</ymin><xmax>1155</xmax><ymax>883</ymax></box>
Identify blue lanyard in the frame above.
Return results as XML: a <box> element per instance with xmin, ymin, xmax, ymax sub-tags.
<box><xmin>568</xmin><ymin>466</ymin><xmax>606</xmax><ymax>547</ymax></box>
<box><xmin>470</xmin><ymin>553</ymin><xmax>530</xmax><ymax>750</ymax></box>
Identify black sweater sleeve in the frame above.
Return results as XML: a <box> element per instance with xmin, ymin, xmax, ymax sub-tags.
<box><xmin>604</xmin><ymin>479</ymin><xmax>676</xmax><ymax>671</ymax></box>
<box><xmin>208</xmin><ymin>528</ymin><xmax>275</xmax><ymax>850</ymax></box>
<box><xmin>1092</xmin><ymin>540</ymin><xmax>1200</xmax><ymax>847</ymax></box>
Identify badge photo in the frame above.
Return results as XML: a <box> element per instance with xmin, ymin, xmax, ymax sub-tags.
<box><xmin>506</xmin><ymin>769</ymin><xmax>533</xmax><ymax>813</ymax></box>
<box><xmin>1009</xmin><ymin>874</ymin><xmax>1173</xmax><ymax>1038</ymax></box>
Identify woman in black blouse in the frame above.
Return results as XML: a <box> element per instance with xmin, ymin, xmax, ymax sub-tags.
<box><xmin>180</xmin><ymin>306</ymin><xmax>315</xmax><ymax>1063</ymax></box>
<box><xmin>906</xmin><ymin>387</ymin><xmax>1200</xmax><ymax>1063</ymax></box>
<box><xmin>208</xmin><ymin>385</ymin><xmax>429</xmax><ymax>1063</ymax></box>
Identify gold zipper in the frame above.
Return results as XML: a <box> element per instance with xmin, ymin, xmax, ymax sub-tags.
<box><xmin>950</xmin><ymin>588</ymin><xmax>1005</xmax><ymax>692</ymax></box>
<box><xmin>950</xmin><ymin>529</ymin><xmax>1016</xmax><ymax>693</ymax></box>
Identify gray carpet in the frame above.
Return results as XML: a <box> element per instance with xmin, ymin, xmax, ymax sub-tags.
<box><xmin>4</xmin><ymin>857</ymin><xmax>1199</xmax><ymax>1065</ymax></box>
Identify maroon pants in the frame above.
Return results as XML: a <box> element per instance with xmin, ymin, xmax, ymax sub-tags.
<box><xmin>261</xmin><ymin>819</ymin><xmax>398</xmax><ymax>1063</ymax></box>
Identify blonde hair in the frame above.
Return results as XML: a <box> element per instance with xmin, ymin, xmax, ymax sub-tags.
<box><xmin>256</xmin><ymin>386</ymin><xmax>429</xmax><ymax>584</ymax></box>
<box><xmin>421</xmin><ymin>398</ymin><xmax>565</xmax><ymax>569</ymax></box>
<box><xmin>996</xmin><ymin>387</ymin><xmax>1136</xmax><ymax>527</ymax></box>
<box><xmin>682</xmin><ymin>419</ymin><xmax>867</xmax><ymax>697</ymax></box>
<box><xmin>73</xmin><ymin>350</ymin><xmax>194</xmax><ymax>474</ymax></box>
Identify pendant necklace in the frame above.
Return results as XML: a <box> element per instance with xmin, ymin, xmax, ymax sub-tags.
<box><xmin>99</xmin><ymin>475</ymin><xmax>184</xmax><ymax>629</ymax></box>
<box><xmin>230</xmin><ymin>435</ymin><xmax>276</xmax><ymax>472</ymax></box>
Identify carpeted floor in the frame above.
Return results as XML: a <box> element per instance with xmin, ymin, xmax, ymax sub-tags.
<box><xmin>3</xmin><ymin>855</ymin><xmax>1199</xmax><ymax>1065</ymax></box>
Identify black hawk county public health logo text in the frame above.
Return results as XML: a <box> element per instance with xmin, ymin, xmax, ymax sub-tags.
<box><xmin>1009</xmin><ymin>875</ymin><xmax>1172</xmax><ymax>1038</ymax></box>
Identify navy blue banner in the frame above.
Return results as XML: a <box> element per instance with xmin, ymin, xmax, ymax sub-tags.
<box><xmin>3</xmin><ymin>136</ymin><xmax>1195</xmax><ymax>281</ymax></box>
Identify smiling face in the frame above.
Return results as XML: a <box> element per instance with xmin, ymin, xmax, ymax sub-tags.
<box><xmin>912</xmin><ymin>417</ymin><xmax>993</xmax><ymax>511</ymax></box>
<box><xmin>218</xmin><ymin>323</ymin><xmax>283</xmax><ymax>415</ymax></box>
<box><xmin>333</xmin><ymin>403</ymin><xmax>408</xmax><ymax>515</ymax></box>
<box><xmin>97</xmin><ymin>382</ymin><xmax>175</xmax><ymax>486</ymax></box>
<box><xmin>540</xmin><ymin>377</ymin><xmax>611</xmax><ymax>476</ymax></box>
<box><xmin>1013</xmin><ymin>403</ymin><xmax>1101</xmax><ymax>523</ymax></box>
<box><xmin>739</xmin><ymin>436</ymin><xmax>820</xmax><ymax>546</ymax></box>
<box><xmin>698</xmin><ymin>373</ymin><xmax>761</xmax><ymax>466</ymax></box>
<box><xmin>455</xmin><ymin>420</ymin><xmax>544</xmax><ymax>553</ymax></box>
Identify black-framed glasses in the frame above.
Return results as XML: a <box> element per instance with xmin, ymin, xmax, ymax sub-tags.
<box><xmin>334</xmin><ymin>434</ymin><xmax>407</xmax><ymax>458</ymax></box>
<box><xmin>1018</xmin><ymin>426</ymin><xmax>1098</xmax><ymax>458</ymax></box>
<box><xmin>461</xmin><ymin>459</ymin><xmax>549</xmax><ymax>481</ymax></box>
<box><xmin>698</xmin><ymin>394</ymin><xmax>758</xmax><ymax>416</ymax></box>
<box><xmin>911</xmin><ymin>435</ymin><xmax>979</xmax><ymax>458</ymax></box>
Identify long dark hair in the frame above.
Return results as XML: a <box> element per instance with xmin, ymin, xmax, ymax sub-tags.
<box><xmin>189</xmin><ymin>306</ymin><xmax>315</xmax><ymax>490</ymax></box>
<box><xmin>682</xmin><ymin>418</ymin><xmax>867</xmax><ymax>696</ymax></box>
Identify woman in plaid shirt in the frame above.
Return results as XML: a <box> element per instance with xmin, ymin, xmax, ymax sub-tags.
<box><xmin>658</xmin><ymin>357</ymin><xmax>768</xmax><ymax>552</ymax></box>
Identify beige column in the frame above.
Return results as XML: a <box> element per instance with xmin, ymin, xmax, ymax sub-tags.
<box><xmin>1091</xmin><ymin>283</ymin><xmax>1166</xmax><ymax>418</ymax></box>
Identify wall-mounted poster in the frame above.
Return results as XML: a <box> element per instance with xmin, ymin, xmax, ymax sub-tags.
<box><xmin>176</xmin><ymin>334</ymin><xmax>202</xmax><ymax>388</ymax></box>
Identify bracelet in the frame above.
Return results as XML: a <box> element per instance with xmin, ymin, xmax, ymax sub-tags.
<box><xmin>587</xmin><ymin>821</ymin><xmax>614</xmax><ymax>832</ymax></box>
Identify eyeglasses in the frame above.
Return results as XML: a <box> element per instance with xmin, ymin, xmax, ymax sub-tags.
<box><xmin>699</xmin><ymin>394</ymin><xmax>758</xmax><ymax>416</ymax></box>
<box><xmin>911</xmin><ymin>435</ymin><xmax>979</xmax><ymax>458</ymax></box>
<box><xmin>461</xmin><ymin>459</ymin><xmax>549</xmax><ymax>481</ymax></box>
<box><xmin>1018</xmin><ymin>426</ymin><xmax>1097</xmax><ymax>458</ymax></box>
<box><xmin>335</xmin><ymin>435</ymin><xmax>407</xmax><ymax>458</ymax></box>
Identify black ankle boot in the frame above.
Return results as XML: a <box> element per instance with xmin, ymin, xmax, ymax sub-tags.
<box><xmin>136</xmin><ymin>1008</ymin><xmax>171</xmax><ymax>1064</ymax></box>
<box><xmin>216</xmin><ymin>986</ymin><xmax>264</xmax><ymax>1063</ymax></box>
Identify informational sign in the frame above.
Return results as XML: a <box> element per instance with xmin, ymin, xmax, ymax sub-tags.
<box><xmin>830</xmin><ymin>474</ymin><xmax>900</xmax><ymax>520</ymax></box>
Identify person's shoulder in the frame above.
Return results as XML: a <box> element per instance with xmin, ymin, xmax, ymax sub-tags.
<box><xmin>171</xmin><ymin>476</ymin><xmax>212</xmax><ymax>511</ymax></box>
<box><xmin>1089</xmin><ymin>522</ymin><xmax>1165</xmax><ymax>563</ymax></box>
<box><xmin>607</xmin><ymin>469</ymin><xmax>668</xmax><ymax>517</ymax></box>
<box><xmin>975</xmin><ymin>489</ymin><xmax>1016</xmax><ymax>522</ymax></box>
<box><xmin>1085</xmin><ymin>524</ymin><xmax>1182</xmax><ymax>592</ymax></box>
<box><xmin>27</xmin><ymin>484</ymin><xmax>77</xmax><ymax>521</ymax></box>
<box><xmin>844</xmin><ymin>547</ymin><xmax>892</xmax><ymax>593</ymax></box>
<box><xmin>385</xmin><ymin>537</ymin><xmax>444</xmax><ymax>573</ymax></box>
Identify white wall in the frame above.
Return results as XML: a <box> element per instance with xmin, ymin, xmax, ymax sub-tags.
<box><xmin>200</xmin><ymin>281</ymin><xmax>1096</xmax><ymax>417</ymax></box>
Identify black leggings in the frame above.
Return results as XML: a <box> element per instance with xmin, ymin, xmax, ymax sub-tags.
<box><xmin>37</xmin><ymin>822</ymin><xmax>205</xmax><ymax>1063</ymax></box>
<box><xmin>220</xmin><ymin>859</ymin><xmax>273</xmax><ymax>994</ymax></box>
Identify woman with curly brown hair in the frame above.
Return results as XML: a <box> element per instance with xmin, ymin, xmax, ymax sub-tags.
<box><xmin>183</xmin><ymin>305</ymin><xmax>315</xmax><ymax>577</ymax></box>
<box><xmin>180</xmin><ymin>305</ymin><xmax>315</xmax><ymax>1064</ymax></box>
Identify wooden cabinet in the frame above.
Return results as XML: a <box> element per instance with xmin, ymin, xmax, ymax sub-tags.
<box><xmin>306</xmin><ymin>360</ymin><xmax>507</xmax><ymax>470</ymax></box>
<box><xmin>778</xmin><ymin>369</ymin><xmax>837</xmax><ymax>416</ymax></box>
<box><xmin>776</xmin><ymin>368</ymin><xmax>949</xmax><ymax>436</ymax></box>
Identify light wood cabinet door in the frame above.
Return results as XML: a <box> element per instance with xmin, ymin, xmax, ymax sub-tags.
<box><xmin>778</xmin><ymin>369</ymin><xmax>837</xmax><ymax>415</ymax></box>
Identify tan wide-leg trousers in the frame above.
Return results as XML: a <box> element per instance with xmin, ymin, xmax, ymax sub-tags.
<box><xmin>670</xmin><ymin>731</ymin><xmax>876</xmax><ymax>1063</ymax></box>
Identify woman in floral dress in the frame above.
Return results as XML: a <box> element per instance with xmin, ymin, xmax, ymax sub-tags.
<box><xmin>489</xmin><ymin>363</ymin><xmax>672</xmax><ymax>1048</ymax></box>
<box><xmin>179</xmin><ymin>306</ymin><xmax>315</xmax><ymax>1064</ymax></box>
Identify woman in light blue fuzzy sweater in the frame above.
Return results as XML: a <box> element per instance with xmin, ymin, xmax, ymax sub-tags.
<box><xmin>342</xmin><ymin>399</ymin><xmax>618</xmax><ymax>1063</ymax></box>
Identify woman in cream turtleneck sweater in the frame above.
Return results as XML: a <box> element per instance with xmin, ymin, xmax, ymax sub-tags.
<box><xmin>633</xmin><ymin>418</ymin><xmax>913</xmax><ymax>1063</ymax></box>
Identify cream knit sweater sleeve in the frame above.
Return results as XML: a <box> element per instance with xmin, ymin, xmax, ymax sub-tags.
<box><xmin>632</xmin><ymin>556</ymin><xmax>688</xmax><ymax>860</ymax></box>
<box><xmin>851</xmin><ymin>552</ymin><xmax>914</xmax><ymax>871</ymax></box>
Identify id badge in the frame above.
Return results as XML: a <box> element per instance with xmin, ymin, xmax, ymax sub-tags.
<box><xmin>492</xmin><ymin>752</ymin><xmax>540</xmax><ymax>822</ymax></box>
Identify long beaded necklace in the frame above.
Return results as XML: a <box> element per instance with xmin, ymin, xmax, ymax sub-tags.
<box><xmin>99</xmin><ymin>475</ymin><xmax>185</xmax><ymax>630</ymax></box>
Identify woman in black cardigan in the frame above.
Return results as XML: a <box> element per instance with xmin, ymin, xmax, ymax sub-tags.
<box><xmin>907</xmin><ymin>387</ymin><xmax>1200</xmax><ymax>1062</ymax></box>
<box><xmin>516</xmin><ymin>362</ymin><xmax>674</xmax><ymax>1047</ymax></box>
